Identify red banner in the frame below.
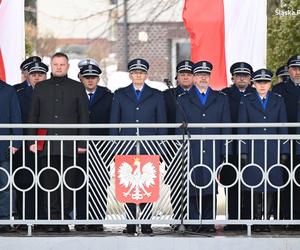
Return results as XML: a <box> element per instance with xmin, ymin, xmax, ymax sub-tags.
<box><xmin>0</xmin><ymin>48</ymin><xmax>6</xmax><ymax>81</ymax></box>
<box><xmin>115</xmin><ymin>155</ymin><xmax>160</xmax><ymax>204</ymax></box>
<box><xmin>183</xmin><ymin>0</ymin><xmax>227</xmax><ymax>89</ymax></box>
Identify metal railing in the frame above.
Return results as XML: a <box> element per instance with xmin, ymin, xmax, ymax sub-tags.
<box><xmin>0</xmin><ymin>123</ymin><xmax>300</xmax><ymax>236</ymax></box>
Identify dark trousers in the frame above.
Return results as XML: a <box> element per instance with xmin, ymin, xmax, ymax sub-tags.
<box><xmin>13</xmin><ymin>149</ymin><xmax>37</xmax><ymax>219</ymax></box>
<box><xmin>189</xmin><ymin>194</ymin><xmax>214</xmax><ymax>220</ymax></box>
<box><xmin>39</xmin><ymin>156</ymin><xmax>75</xmax><ymax>220</ymax></box>
<box><xmin>126</xmin><ymin>202</ymin><xmax>152</xmax><ymax>229</ymax></box>
<box><xmin>242</xmin><ymin>191</ymin><xmax>275</xmax><ymax>219</ymax></box>
<box><xmin>220</xmin><ymin>155</ymin><xmax>239</xmax><ymax>219</ymax></box>
<box><xmin>280</xmin><ymin>155</ymin><xmax>300</xmax><ymax>220</ymax></box>
<box><xmin>76</xmin><ymin>151</ymin><xmax>109</xmax><ymax>220</ymax></box>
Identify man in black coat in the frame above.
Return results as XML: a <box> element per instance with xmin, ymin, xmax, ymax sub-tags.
<box><xmin>221</xmin><ymin>62</ymin><xmax>254</xmax><ymax>230</ymax></box>
<box><xmin>273</xmin><ymin>55</ymin><xmax>300</xmax><ymax>230</ymax></box>
<box><xmin>28</xmin><ymin>52</ymin><xmax>89</xmax><ymax>232</ymax></box>
<box><xmin>75</xmin><ymin>62</ymin><xmax>113</xmax><ymax>232</ymax></box>
<box><xmin>14</xmin><ymin>61</ymin><xmax>48</xmax><ymax>223</ymax></box>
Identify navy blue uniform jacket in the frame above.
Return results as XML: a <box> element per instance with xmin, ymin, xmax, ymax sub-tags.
<box><xmin>88</xmin><ymin>86</ymin><xmax>113</xmax><ymax>135</ymax></box>
<box><xmin>176</xmin><ymin>86</ymin><xmax>231</xmax><ymax>195</ymax></box>
<box><xmin>110</xmin><ymin>83</ymin><xmax>167</xmax><ymax>136</ymax></box>
<box><xmin>238</xmin><ymin>91</ymin><xmax>289</xmax><ymax>192</ymax></box>
<box><xmin>164</xmin><ymin>86</ymin><xmax>187</xmax><ymax>134</ymax></box>
<box><xmin>0</xmin><ymin>81</ymin><xmax>22</xmax><ymax>161</ymax></box>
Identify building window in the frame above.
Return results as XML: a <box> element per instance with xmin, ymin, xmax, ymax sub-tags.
<box><xmin>171</xmin><ymin>39</ymin><xmax>191</xmax><ymax>85</ymax></box>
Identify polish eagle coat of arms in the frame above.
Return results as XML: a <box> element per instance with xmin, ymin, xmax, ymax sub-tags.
<box><xmin>115</xmin><ymin>155</ymin><xmax>160</xmax><ymax>204</ymax></box>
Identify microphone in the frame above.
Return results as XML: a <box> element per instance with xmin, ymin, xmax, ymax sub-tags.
<box><xmin>163</xmin><ymin>79</ymin><xmax>172</xmax><ymax>88</ymax></box>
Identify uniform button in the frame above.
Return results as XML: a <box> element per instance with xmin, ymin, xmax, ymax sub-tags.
<box><xmin>263</xmin><ymin>128</ymin><xmax>267</xmax><ymax>131</ymax></box>
<box><xmin>263</xmin><ymin>116</ymin><xmax>266</xmax><ymax>119</ymax></box>
<box><xmin>203</xmin><ymin>114</ymin><xmax>206</xmax><ymax>117</ymax></box>
<box><xmin>54</xmin><ymin>133</ymin><xmax>58</xmax><ymax>135</ymax></box>
<box><xmin>56</xmin><ymin>83</ymin><xmax>59</xmax><ymax>86</ymax></box>
<box><xmin>136</xmin><ymin>119</ymin><xmax>139</xmax><ymax>122</ymax></box>
<box><xmin>136</xmin><ymin>107</ymin><xmax>139</xmax><ymax>110</ymax></box>
<box><xmin>55</xmin><ymin>99</ymin><xmax>59</xmax><ymax>102</ymax></box>
<box><xmin>54</xmin><ymin>115</ymin><xmax>58</xmax><ymax>119</ymax></box>
<box><xmin>135</xmin><ymin>132</ymin><xmax>138</xmax><ymax>135</ymax></box>
<box><xmin>203</xmin><ymin>150</ymin><xmax>206</xmax><ymax>153</ymax></box>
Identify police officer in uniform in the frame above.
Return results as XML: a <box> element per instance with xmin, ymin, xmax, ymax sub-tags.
<box><xmin>221</xmin><ymin>62</ymin><xmax>254</xmax><ymax>230</ymax></box>
<box><xmin>0</xmin><ymin>80</ymin><xmax>22</xmax><ymax>233</ymax></box>
<box><xmin>164</xmin><ymin>60</ymin><xmax>194</xmax><ymax>133</ymax></box>
<box><xmin>75</xmin><ymin>63</ymin><xmax>113</xmax><ymax>232</ymax></box>
<box><xmin>273</xmin><ymin>55</ymin><xmax>300</xmax><ymax>230</ymax></box>
<box><xmin>163</xmin><ymin>60</ymin><xmax>194</xmax><ymax>225</ymax></box>
<box><xmin>275</xmin><ymin>65</ymin><xmax>290</xmax><ymax>84</ymax></box>
<box><xmin>238</xmin><ymin>69</ymin><xmax>288</xmax><ymax>232</ymax></box>
<box><xmin>110</xmin><ymin>58</ymin><xmax>167</xmax><ymax>234</ymax></box>
<box><xmin>177</xmin><ymin>61</ymin><xmax>231</xmax><ymax>233</ymax></box>
<box><xmin>14</xmin><ymin>56</ymin><xmax>42</xmax><ymax>92</ymax></box>
<box><xmin>14</xmin><ymin>62</ymin><xmax>48</xmax><ymax>224</ymax></box>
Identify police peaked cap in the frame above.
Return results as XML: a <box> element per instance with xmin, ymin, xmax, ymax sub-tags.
<box><xmin>27</xmin><ymin>62</ymin><xmax>49</xmax><ymax>74</ymax></box>
<box><xmin>252</xmin><ymin>69</ymin><xmax>273</xmax><ymax>81</ymax></box>
<box><xmin>193</xmin><ymin>61</ymin><xmax>213</xmax><ymax>74</ymax></box>
<box><xmin>128</xmin><ymin>58</ymin><xmax>149</xmax><ymax>72</ymax></box>
<box><xmin>230</xmin><ymin>62</ymin><xmax>253</xmax><ymax>75</ymax></box>
<box><xmin>276</xmin><ymin>65</ymin><xmax>289</xmax><ymax>77</ymax></box>
<box><xmin>20</xmin><ymin>56</ymin><xmax>42</xmax><ymax>71</ymax></box>
<box><xmin>176</xmin><ymin>60</ymin><xmax>194</xmax><ymax>73</ymax></box>
<box><xmin>80</xmin><ymin>64</ymin><xmax>102</xmax><ymax>77</ymax></box>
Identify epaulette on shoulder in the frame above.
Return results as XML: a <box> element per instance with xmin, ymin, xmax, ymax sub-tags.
<box><xmin>273</xmin><ymin>92</ymin><xmax>282</xmax><ymax>98</ymax></box>
<box><xmin>100</xmin><ymin>86</ymin><xmax>112</xmax><ymax>93</ymax></box>
<box><xmin>218</xmin><ymin>90</ymin><xmax>226</xmax><ymax>96</ymax></box>
<box><xmin>16</xmin><ymin>87</ymin><xmax>24</xmax><ymax>92</ymax></box>
<box><xmin>178</xmin><ymin>91</ymin><xmax>187</xmax><ymax>98</ymax></box>
<box><xmin>243</xmin><ymin>92</ymin><xmax>252</xmax><ymax>97</ymax></box>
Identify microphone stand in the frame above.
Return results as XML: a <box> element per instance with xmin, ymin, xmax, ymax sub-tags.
<box><xmin>159</xmin><ymin>79</ymin><xmax>210</xmax><ymax>237</ymax></box>
<box><xmin>163</xmin><ymin>79</ymin><xmax>188</xmax><ymax>232</ymax></box>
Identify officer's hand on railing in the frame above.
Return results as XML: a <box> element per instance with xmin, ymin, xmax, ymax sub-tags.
<box><xmin>9</xmin><ymin>146</ymin><xmax>19</xmax><ymax>155</ymax></box>
<box><xmin>29</xmin><ymin>144</ymin><xmax>37</xmax><ymax>153</ymax></box>
<box><xmin>241</xmin><ymin>153</ymin><xmax>248</xmax><ymax>166</ymax></box>
<box><xmin>280</xmin><ymin>154</ymin><xmax>289</xmax><ymax>165</ymax></box>
<box><xmin>77</xmin><ymin>147</ymin><xmax>87</xmax><ymax>154</ymax></box>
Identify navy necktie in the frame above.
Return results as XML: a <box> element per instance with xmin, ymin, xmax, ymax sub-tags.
<box><xmin>136</xmin><ymin>90</ymin><xmax>141</xmax><ymax>95</ymax></box>
<box><xmin>88</xmin><ymin>93</ymin><xmax>93</xmax><ymax>102</ymax></box>
<box><xmin>262</xmin><ymin>97</ymin><xmax>266</xmax><ymax>103</ymax></box>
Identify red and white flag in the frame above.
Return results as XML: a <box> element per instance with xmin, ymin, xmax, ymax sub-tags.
<box><xmin>183</xmin><ymin>0</ymin><xmax>267</xmax><ymax>89</ymax></box>
<box><xmin>115</xmin><ymin>155</ymin><xmax>160</xmax><ymax>204</ymax></box>
<box><xmin>0</xmin><ymin>0</ymin><xmax>25</xmax><ymax>83</ymax></box>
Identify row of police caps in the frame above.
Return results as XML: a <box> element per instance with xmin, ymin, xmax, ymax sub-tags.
<box><xmin>20</xmin><ymin>55</ymin><xmax>300</xmax><ymax>81</ymax></box>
